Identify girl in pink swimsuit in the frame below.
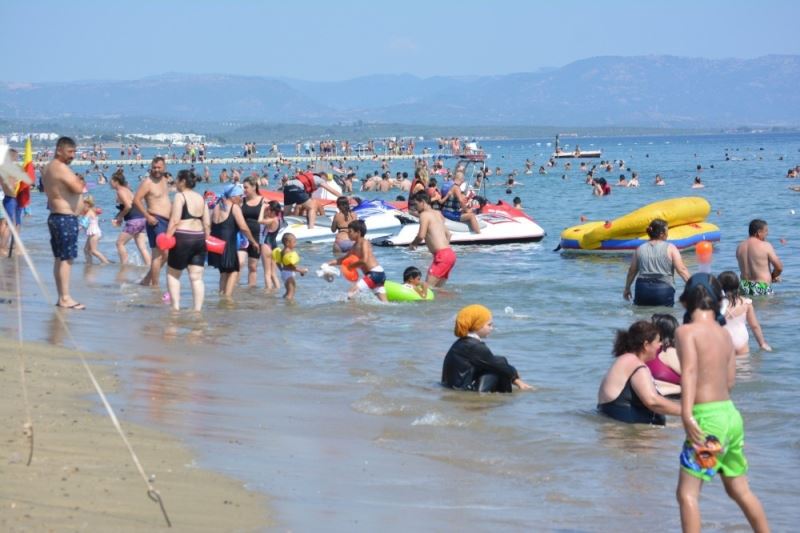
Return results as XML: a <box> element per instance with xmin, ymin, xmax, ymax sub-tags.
<box><xmin>718</xmin><ymin>271</ymin><xmax>772</xmax><ymax>355</ymax></box>
<box><xmin>645</xmin><ymin>313</ymin><xmax>682</xmax><ymax>397</ymax></box>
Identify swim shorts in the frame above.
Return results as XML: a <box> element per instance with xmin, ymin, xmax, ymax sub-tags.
<box><xmin>47</xmin><ymin>213</ymin><xmax>79</xmax><ymax>260</ymax></box>
<box><xmin>357</xmin><ymin>266</ymin><xmax>387</xmax><ymax>295</ymax></box>
<box><xmin>283</xmin><ymin>184</ymin><xmax>310</xmax><ymax>206</ymax></box>
<box><xmin>739</xmin><ymin>279</ymin><xmax>772</xmax><ymax>296</ymax></box>
<box><xmin>679</xmin><ymin>400</ymin><xmax>748</xmax><ymax>482</ymax></box>
<box><xmin>280</xmin><ymin>269</ymin><xmax>295</xmax><ymax>282</ymax></box>
<box><xmin>2</xmin><ymin>196</ymin><xmax>21</xmax><ymax>225</ymax></box>
<box><xmin>428</xmin><ymin>247</ymin><xmax>456</xmax><ymax>280</ymax></box>
<box><xmin>123</xmin><ymin>217</ymin><xmax>147</xmax><ymax>236</ymax></box>
<box><xmin>145</xmin><ymin>215</ymin><xmax>170</xmax><ymax>249</ymax></box>
<box><xmin>167</xmin><ymin>230</ymin><xmax>206</xmax><ymax>270</ymax></box>
<box><xmin>441</xmin><ymin>209</ymin><xmax>462</xmax><ymax>222</ymax></box>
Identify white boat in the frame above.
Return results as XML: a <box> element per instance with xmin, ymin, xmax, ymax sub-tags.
<box><xmin>551</xmin><ymin>134</ymin><xmax>602</xmax><ymax>159</ymax></box>
<box><xmin>372</xmin><ymin>203</ymin><xmax>545</xmax><ymax>247</ymax></box>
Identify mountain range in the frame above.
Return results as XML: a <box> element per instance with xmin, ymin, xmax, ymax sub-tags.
<box><xmin>1</xmin><ymin>55</ymin><xmax>798</xmax><ymax>128</ymax></box>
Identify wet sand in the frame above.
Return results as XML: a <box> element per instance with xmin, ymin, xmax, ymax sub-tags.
<box><xmin>0</xmin><ymin>338</ymin><xmax>271</xmax><ymax>531</ymax></box>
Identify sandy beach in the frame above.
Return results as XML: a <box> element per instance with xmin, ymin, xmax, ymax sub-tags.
<box><xmin>0</xmin><ymin>338</ymin><xmax>271</xmax><ymax>532</ymax></box>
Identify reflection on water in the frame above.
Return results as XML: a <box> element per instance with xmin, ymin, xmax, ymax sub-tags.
<box><xmin>2</xmin><ymin>133</ymin><xmax>799</xmax><ymax>530</ymax></box>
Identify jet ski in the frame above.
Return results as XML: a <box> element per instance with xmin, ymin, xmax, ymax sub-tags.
<box><xmin>373</xmin><ymin>201</ymin><xmax>545</xmax><ymax>246</ymax></box>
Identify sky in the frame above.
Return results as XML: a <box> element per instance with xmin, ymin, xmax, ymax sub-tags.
<box><xmin>3</xmin><ymin>0</ymin><xmax>798</xmax><ymax>83</ymax></box>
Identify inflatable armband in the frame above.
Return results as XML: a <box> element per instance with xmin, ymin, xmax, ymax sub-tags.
<box><xmin>341</xmin><ymin>255</ymin><xmax>359</xmax><ymax>282</ymax></box>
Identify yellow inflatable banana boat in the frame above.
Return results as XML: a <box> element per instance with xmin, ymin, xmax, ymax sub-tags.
<box><xmin>559</xmin><ymin>197</ymin><xmax>720</xmax><ymax>253</ymax></box>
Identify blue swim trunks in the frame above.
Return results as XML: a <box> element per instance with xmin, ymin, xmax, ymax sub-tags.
<box><xmin>441</xmin><ymin>209</ymin><xmax>461</xmax><ymax>222</ymax></box>
<box><xmin>2</xmin><ymin>196</ymin><xmax>21</xmax><ymax>225</ymax></box>
<box><xmin>145</xmin><ymin>215</ymin><xmax>170</xmax><ymax>249</ymax></box>
<box><xmin>48</xmin><ymin>213</ymin><xmax>79</xmax><ymax>260</ymax></box>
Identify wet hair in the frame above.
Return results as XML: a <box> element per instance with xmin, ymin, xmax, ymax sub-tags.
<box><xmin>177</xmin><ymin>169</ymin><xmax>197</xmax><ymax>189</ymax></box>
<box><xmin>336</xmin><ymin>196</ymin><xmax>352</xmax><ymax>215</ymax></box>
<box><xmin>348</xmin><ymin>219</ymin><xmax>367</xmax><ymax>237</ymax></box>
<box><xmin>403</xmin><ymin>266</ymin><xmax>422</xmax><ymax>282</ymax></box>
<box><xmin>395</xmin><ymin>195</ymin><xmax>405</xmax><ymax>201</ymax></box>
<box><xmin>748</xmin><ymin>219</ymin><xmax>767</xmax><ymax>237</ymax></box>
<box><xmin>56</xmin><ymin>136</ymin><xmax>76</xmax><ymax>150</ymax></box>
<box><xmin>111</xmin><ymin>169</ymin><xmax>127</xmax><ymax>187</ymax></box>
<box><xmin>402</xmin><ymin>172</ymin><xmax>408</xmax><ymax>179</ymax></box>
<box><xmin>718</xmin><ymin>270</ymin><xmax>742</xmax><ymax>308</ymax></box>
<box><xmin>243</xmin><ymin>176</ymin><xmax>259</xmax><ymax>194</ymax></box>
<box><xmin>412</xmin><ymin>191</ymin><xmax>431</xmax><ymax>205</ymax></box>
<box><xmin>513</xmin><ymin>196</ymin><xmax>522</xmax><ymax>205</ymax></box>
<box><xmin>650</xmin><ymin>314</ymin><xmax>679</xmax><ymax>348</ymax></box>
<box><xmin>281</xmin><ymin>232</ymin><xmax>295</xmax><ymax>246</ymax></box>
<box><xmin>613</xmin><ymin>320</ymin><xmax>659</xmax><ymax>357</ymax></box>
<box><xmin>646</xmin><ymin>218</ymin><xmax>669</xmax><ymax>239</ymax></box>
<box><xmin>679</xmin><ymin>273</ymin><xmax>726</xmax><ymax>325</ymax></box>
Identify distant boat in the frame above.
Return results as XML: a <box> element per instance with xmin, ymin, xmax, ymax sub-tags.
<box><xmin>552</xmin><ymin>134</ymin><xmax>601</xmax><ymax>158</ymax></box>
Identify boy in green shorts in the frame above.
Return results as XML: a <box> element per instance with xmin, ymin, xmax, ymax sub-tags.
<box><xmin>675</xmin><ymin>273</ymin><xmax>769</xmax><ymax>533</ymax></box>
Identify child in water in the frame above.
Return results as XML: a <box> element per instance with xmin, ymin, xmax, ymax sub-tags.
<box><xmin>273</xmin><ymin>233</ymin><xmax>307</xmax><ymax>300</ymax></box>
<box><xmin>402</xmin><ymin>266</ymin><xmax>427</xmax><ymax>298</ymax></box>
<box><xmin>81</xmin><ymin>195</ymin><xmax>111</xmax><ymax>264</ymax></box>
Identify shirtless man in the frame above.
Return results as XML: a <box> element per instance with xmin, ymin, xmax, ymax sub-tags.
<box><xmin>328</xmin><ymin>219</ymin><xmax>387</xmax><ymax>302</ymax></box>
<box><xmin>133</xmin><ymin>156</ymin><xmax>172</xmax><ymax>286</ymax></box>
<box><xmin>675</xmin><ymin>274</ymin><xmax>769</xmax><ymax>533</ymax></box>
<box><xmin>409</xmin><ymin>191</ymin><xmax>455</xmax><ymax>294</ymax></box>
<box><xmin>42</xmin><ymin>137</ymin><xmax>86</xmax><ymax>309</ymax></box>
<box><xmin>736</xmin><ymin>219</ymin><xmax>782</xmax><ymax>296</ymax></box>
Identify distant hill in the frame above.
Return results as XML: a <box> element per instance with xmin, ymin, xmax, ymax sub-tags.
<box><xmin>1</xmin><ymin>55</ymin><xmax>799</xmax><ymax>128</ymax></box>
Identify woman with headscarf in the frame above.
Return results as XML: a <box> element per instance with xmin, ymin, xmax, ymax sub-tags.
<box><xmin>623</xmin><ymin>218</ymin><xmax>690</xmax><ymax>306</ymax></box>
<box><xmin>441</xmin><ymin>304</ymin><xmax>532</xmax><ymax>393</ymax></box>
<box><xmin>208</xmin><ymin>183</ymin><xmax>259</xmax><ymax>296</ymax></box>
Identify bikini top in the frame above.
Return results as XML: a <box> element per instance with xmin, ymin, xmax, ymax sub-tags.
<box><xmin>646</xmin><ymin>351</ymin><xmax>681</xmax><ymax>385</ymax></box>
<box><xmin>180</xmin><ymin>193</ymin><xmax>203</xmax><ymax>220</ymax></box>
<box><xmin>336</xmin><ymin>212</ymin><xmax>357</xmax><ymax>231</ymax></box>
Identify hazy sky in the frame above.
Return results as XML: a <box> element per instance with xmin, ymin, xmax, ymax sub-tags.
<box><xmin>4</xmin><ymin>0</ymin><xmax>797</xmax><ymax>82</ymax></box>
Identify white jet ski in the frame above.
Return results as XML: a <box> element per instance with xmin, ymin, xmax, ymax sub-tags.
<box><xmin>372</xmin><ymin>201</ymin><xmax>545</xmax><ymax>246</ymax></box>
<box><xmin>277</xmin><ymin>200</ymin><xmax>405</xmax><ymax>245</ymax></box>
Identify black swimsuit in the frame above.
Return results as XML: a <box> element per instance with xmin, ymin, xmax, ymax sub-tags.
<box><xmin>597</xmin><ymin>366</ymin><xmax>666</xmax><ymax>425</ymax></box>
<box><xmin>168</xmin><ymin>193</ymin><xmax>206</xmax><ymax>271</ymax></box>
<box><xmin>241</xmin><ymin>198</ymin><xmax>263</xmax><ymax>259</ymax></box>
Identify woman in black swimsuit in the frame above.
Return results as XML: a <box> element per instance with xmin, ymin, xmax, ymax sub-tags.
<box><xmin>208</xmin><ymin>183</ymin><xmax>259</xmax><ymax>296</ymax></box>
<box><xmin>241</xmin><ymin>177</ymin><xmax>264</xmax><ymax>288</ymax></box>
<box><xmin>258</xmin><ymin>200</ymin><xmax>283</xmax><ymax>291</ymax></box>
<box><xmin>597</xmin><ymin>320</ymin><xmax>681</xmax><ymax>425</ymax></box>
<box><xmin>164</xmin><ymin>169</ymin><xmax>209</xmax><ymax>311</ymax></box>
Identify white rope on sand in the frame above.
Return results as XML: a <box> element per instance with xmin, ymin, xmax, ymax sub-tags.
<box><xmin>0</xmin><ymin>202</ymin><xmax>172</xmax><ymax>527</ymax></box>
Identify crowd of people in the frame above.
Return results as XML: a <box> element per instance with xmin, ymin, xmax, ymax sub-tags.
<box><xmin>2</xmin><ymin>136</ymin><xmax>786</xmax><ymax>532</ymax></box>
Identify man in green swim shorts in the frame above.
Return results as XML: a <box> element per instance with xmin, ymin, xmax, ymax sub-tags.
<box><xmin>675</xmin><ymin>274</ymin><xmax>769</xmax><ymax>533</ymax></box>
<box><xmin>736</xmin><ymin>219</ymin><xmax>782</xmax><ymax>296</ymax></box>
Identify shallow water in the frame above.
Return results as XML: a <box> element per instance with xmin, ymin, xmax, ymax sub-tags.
<box><xmin>2</xmin><ymin>132</ymin><xmax>799</xmax><ymax>531</ymax></box>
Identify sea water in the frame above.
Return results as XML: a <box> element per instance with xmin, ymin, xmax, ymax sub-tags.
<box><xmin>2</xmin><ymin>132</ymin><xmax>799</xmax><ymax>531</ymax></box>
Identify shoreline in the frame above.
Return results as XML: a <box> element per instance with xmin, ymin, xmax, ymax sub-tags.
<box><xmin>0</xmin><ymin>338</ymin><xmax>272</xmax><ymax>531</ymax></box>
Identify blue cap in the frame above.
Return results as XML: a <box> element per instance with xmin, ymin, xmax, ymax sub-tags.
<box><xmin>223</xmin><ymin>183</ymin><xmax>244</xmax><ymax>198</ymax></box>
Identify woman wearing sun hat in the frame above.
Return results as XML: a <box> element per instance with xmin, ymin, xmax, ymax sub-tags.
<box><xmin>441</xmin><ymin>304</ymin><xmax>532</xmax><ymax>393</ymax></box>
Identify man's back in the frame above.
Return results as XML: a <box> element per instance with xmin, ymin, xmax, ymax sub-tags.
<box><xmin>736</xmin><ymin>237</ymin><xmax>772</xmax><ymax>283</ymax></box>
<box><xmin>677</xmin><ymin>320</ymin><xmax>734</xmax><ymax>404</ymax></box>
